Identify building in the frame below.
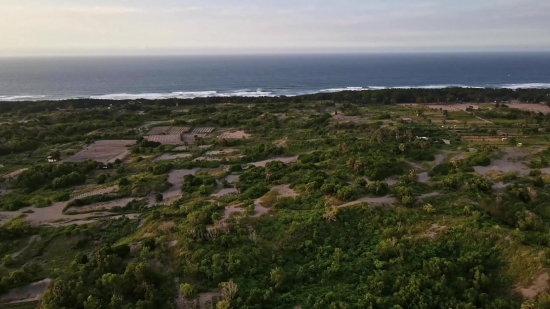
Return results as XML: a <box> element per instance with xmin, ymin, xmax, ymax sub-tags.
<box><xmin>47</xmin><ymin>156</ymin><xmax>57</xmax><ymax>163</ymax></box>
<box><xmin>400</xmin><ymin>117</ymin><xmax>413</xmax><ymax>123</ymax></box>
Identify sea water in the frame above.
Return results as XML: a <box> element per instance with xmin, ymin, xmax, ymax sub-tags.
<box><xmin>0</xmin><ymin>53</ymin><xmax>549</xmax><ymax>101</ymax></box>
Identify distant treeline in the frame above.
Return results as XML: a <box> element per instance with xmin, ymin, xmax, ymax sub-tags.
<box><xmin>1</xmin><ymin>87</ymin><xmax>549</xmax><ymax>113</ymax></box>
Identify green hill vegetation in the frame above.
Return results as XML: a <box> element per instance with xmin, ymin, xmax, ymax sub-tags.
<box><xmin>0</xmin><ymin>90</ymin><xmax>550</xmax><ymax>308</ymax></box>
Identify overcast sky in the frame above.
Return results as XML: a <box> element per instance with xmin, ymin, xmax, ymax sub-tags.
<box><xmin>1</xmin><ymin>0</ymin><xmax>549</xmax><ymax>56</ymax></box>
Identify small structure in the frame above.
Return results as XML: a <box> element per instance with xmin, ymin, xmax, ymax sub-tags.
<box><xmin>442</xmin><ymin>139</ymin><xmax>451</xmax><ymax>145</ymax></box>
<box><xmin>416</xmin><ymin>136</ymin><xmax>429</xmax><ymax>141</ymax></box>
<box><xmin>517</xmin><ymin>143</ymin><xmax>523</xmax><ymax>147</ymax></box>
<box><xmin>47</xmin><ymin>156</ymin><xmax>57</xmax><ymax>163</ymax></box>
<box><xmin>400</xmin><ymin>117</ymin><xmax>413</xmax><ymax>123</ymax></box>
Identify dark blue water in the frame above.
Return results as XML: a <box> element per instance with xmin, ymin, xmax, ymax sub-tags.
<box><xmin>0</xmin><ymin>53</ymin><xmax>549</xmax><ymax>101</ymax></box>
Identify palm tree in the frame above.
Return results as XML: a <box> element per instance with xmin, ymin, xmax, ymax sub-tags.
<box><xmin>399</xmin><ymin>144</ymin><xmax>405</xmax><ymax>155</ymax></box>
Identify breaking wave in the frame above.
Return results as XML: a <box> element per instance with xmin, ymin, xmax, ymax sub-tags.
<box><xmin>1</xmin><ymin>84</ymin><xmax>549</xmax><ymax>101</ymax></box>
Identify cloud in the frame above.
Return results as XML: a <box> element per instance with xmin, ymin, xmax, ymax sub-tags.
<box><xmin>60</xmin><ymin>6</ymin><xmax>143</xmax><ymax>15</ymax></box>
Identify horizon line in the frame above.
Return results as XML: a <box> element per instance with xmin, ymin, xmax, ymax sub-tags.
<box><xmin>1</xmin><ymin>50</ymin><xmax>550</xmax><ymax>59</ymax></box>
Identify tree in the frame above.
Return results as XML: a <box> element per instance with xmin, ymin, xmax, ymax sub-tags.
<box><xmin>220</xmin><ymin>280</ymin><xmax>238</xmax><ymax>301</ymax></box>
<box><xmin>216</xmin><ymin>300</ymin><xmax>231</xmax><ymax>309</ymax></box>
<box><xmin>270</xmin><ymin>267</ymin><xmax>286</xmax><ymax>288</ymax></box>
<box><xmin>155</xmin><ymin>193</ymin><xmax>163</xmax><ymax>202</ymax></box>
<box><xmin>180</xmin><ymin>283</ymin><xmax>197</xmax><ymax>300</ymax></box>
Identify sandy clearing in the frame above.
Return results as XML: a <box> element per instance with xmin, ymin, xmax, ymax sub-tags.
<box><xmin>0</xmin><ymin>278</ymin><xmax>51</xmax><ymax>304</ymax></box>
<box><xmin>508</xmin><ymin>103</ymin><xmax>550</xmax><ymax>114</ymax></box>
<box><xmin>72</xmin><ymin>185</ymin><xmax>118</xmax><ymax>200</ymax></box>
<box><xmin>160</xmin><ymin>168</ymin><xmax>200</xmax><ymax>203</ymax></box>
<box><xmin>252</xmin><ymin>199</ymin><xmax>270</xmax><ymax>217</ymax></box>
<box><xmin>251</xmin><ymin>156</ymin><xmax>299</xmax><ymax>167</ymax></box>
<box><xmin>339</xmin><ymin>196</ymin><xmax>395</xmax><ymax>208</ymax></box>
<box><xmin>218</xmin><ymin>130</ymin><xmax>250</xmax><ymax>139</ymax></box>
<box><xmin>516</xmin><ymin>271</ymin><xmax>550</xmax><ymax>299</ymax></box>
<box><xmin>272</xmin><ymin>184</ymin><xmax>298</xmax><ymax>197</ymax></box>
<box><xmin>205</xmin><ymin>149</ymin><xmax>239</xmax><ymax>156</ymax></box>
<box><xmin>154</xmin><ymin>153</ymin><xmax>192</xmax><ymax>161</ymax></box>
<box><xmin>65</xmin><ymin>197</ymin><xmax>135</xmax><ymax>213</ymax></box>
<box><xmin>225</xmin><ymin>174</ymin><xmax>239</xmax><ymax>183</ymax></box>
<box><xmin>222</xmin><ymin>205</ymin><xmax>245</xmax><ymax>220</ymax></box>
<box><xmin>198</xmin><ymin>291</ymin><xmax>222</xmax><ymax>309</ymax></box>
<box><xmin>66</xmin><ymin>140</ymin><xmax>136</xmax><ymax>164</ymax></box>
<box><xmin>474</xmin><ymin>147</ymin><xmax>530</xmax><ymax>176</ymax></box>
<box><xmin>419</xmin><ymin>192</ymin><xmax>441</xmax><ymax>199</ymax></box>
<box><xmin>0</xmin><ymin>201</ymin><xmax>115</xmax><ymax>225</ymax></box>
<box><xmin>424</xmin><ymin>223</ymin><xmax>447</xmax><ymax>240</ymax></box>
<box><xmin>492</xmin><ymin>182</ymin><xmax>510</xmax><ymax>189</ymax></box>
<box><xmin>2</xmin><ymin>168</ymin><xmax>28</xmax><ymax>180</ymax></box>
<box><xmin>215</xmin><ymin>188</ymin><xmax>238</xmax><ymax>197</ymax></box>
<box><xmin>418</xmin><ymin>172</ymin><xmax>430</xmax><ymax>183</ymax></box>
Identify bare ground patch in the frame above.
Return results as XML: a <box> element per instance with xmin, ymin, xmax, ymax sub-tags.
<box><xmin>154</xmin><ymin>153</ymin><xmax>192</xmax><ymax>161</ymax></box>
<box><xmin>251</xmin><ymin>156</ymin><xmax>299</xmax><ymax>167</ymax></box>
<box><xmin>146</xmin><ymin>134</ymin><xmax>183</xmax><ymax>145</ymax></box>
<box><xmin>0</xmin><ymin>278</ymin><xmax>51</xmax><ymax>305</ymax></box>
<box><xmin>66</xmin><ymin>140</ymin><xmax>136</xmax><ymax>164</ymax></box>
<box><xmin>65</xmin><ymin>197</ymin><xmax>135</xmax><ymax>214</ymax></box>
<box><xmin>474</xmin><ymin>147</ymin><xmax>530</xmax><ymax>176</ymax></box>
<box><xmin>218</xmin><ymin>130</ymin><xmax>250</xmax><ymax>139</ymax></box>
<box><xmin>516</xmin><ymin>271</ymin><xmax>550</xmax><ymax>299</ymax></box>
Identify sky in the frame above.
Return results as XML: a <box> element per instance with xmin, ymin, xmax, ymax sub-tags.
<box><xmin>0</xmin><ymin>0</ymin><xmax>549</xmax><ymax>56</ymax></box>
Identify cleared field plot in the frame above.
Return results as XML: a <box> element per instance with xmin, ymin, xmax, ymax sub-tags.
<box><xmin>154</xmin><ymin>153</ymin><xmax>192</xmax><ymax>161</ymax></box>
<box><xmin>147</xmin><ymin>126</ymin><xmax>190</xmax><ymax>135</ymax></box>
<box><xmin>205</xmin><ymin>149</ymin><xmax>239</xmax><ymax>156</ymax></box>
<box><xmin>251</xmin><ymin>156</ymin><xmax>299</xmax><ymax>167</ymax></box>
<box><xmin>66</xmin><ymin>140</ymin><xmax>135</xmax><ymax>164</ymax></box>
<box><xmin>508</xmin><ymin>103</ymin><xmax>550</xmax><ymax>114</ymax></box>
<box><xmin>71</xmin><ymin>185</ymin><xmax>118</xmax><ymax>200</ymax></box>
<box><xmin>218</xmin><ymin>130</ymin><xmax>250</xmax><ymax>139</ymax></box>
<box><xmin>2</xmin><ymin>168</ymin><xmax>28</xmax><ymax>180</ymax></box>
<box><xmin>181</xmin><ymin>134</ymin><xmax>207</xmax><ymax>145</ymax></box>
<box><xmin>0</xmin><ymin>278</ymin><xmax>51</xmax><ymax>305</ymax></box>
<box><xmin>65</xmin><ymin>197</ymin><xmax>135</xmax><ymax>214</ymax></box>
<box><xmin>191</xmin><ymin>127</ymin><xmax>215</xmax><ymax>134</ymax></box>
<box><xmin>145</xmin><ymin>134</ymin><xmax>182</xmax><ymax>145</ymax></box>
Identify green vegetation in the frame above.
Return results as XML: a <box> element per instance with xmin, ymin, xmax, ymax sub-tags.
<box><xmin>1</xmin><ymin>90</ymin><xmax>550</xmax><ymax>308</ymax></box>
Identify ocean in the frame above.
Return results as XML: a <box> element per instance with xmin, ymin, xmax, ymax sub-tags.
<box><xmin>0</xmin><ymin>53</ymin><xmax>549</xmax><ymax>101</ymax></box>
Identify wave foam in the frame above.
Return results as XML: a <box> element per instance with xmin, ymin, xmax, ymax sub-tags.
<box><xmin>1</xmin><ymin>83</ymin><xmax>550</xmax><ymax>102</ymax></box>
<box><xmin>500</xmin><ymin>83</ymin><xmax>550</xmax><ymax>90</ymax></box>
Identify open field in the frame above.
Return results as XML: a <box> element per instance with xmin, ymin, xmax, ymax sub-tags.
<box><xmin>65</xmin><ymin>140</ymin><xmax>135</xmax><ymax>164</ymax></box>
<box><xmin>147</xmin><ymin>126</ymin><xmax>190</xmax><ymax>135</ymax></box>
<box><xmin>218</xmin><ymin>130</ymin><xmax>250</xmax><ymax>139</ymax></box>
<box><xmin>145</xmin><ymin>134</ymin><xmax>182</xmax><ymax>145</ymax></box>
<box><xmin>191</xmin><ymin>127</ymin><xmax>215</xmax><ymax>134</ymax></box>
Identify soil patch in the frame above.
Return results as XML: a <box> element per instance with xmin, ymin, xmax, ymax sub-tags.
<box><xmin>146</xmin><ymin>134</ymin><xmax>183</xmax><ymax>145</ymax></box>
<box><xmin>154</xmin><ymin>153</ymin><xmax>192</xmax><ymax>161</ymax></box>
<box><xmin>272</xmin><ymin>184</ymin><xmax>298</xmax><ymax>197</ymax></box>
<box><xmin>218</xmin><ymin>130</ymin><xmax>250</xmax><ymax>139</ymax></box>
<box><xmin>516</xmin><ymin>271</ymin><xmax>550</xmax><ymax>299</ymax></box>
<box><xmin>339</xmin><ymin>196</ymin><xmax>395</xmax><ymax>208</ymax></box>
<box><xmin>65</xmin><ymin>197</ymin><xmax>135</xmax><ymax>213</ymax></box>
<box><xmin>0</xmin><ymin>278</ymin><xmax>51</xmax><ymax>304</ymax></box>
<box><xmin>66</xmin><ymin>140</ymin><xmax>135</xmax><ymax>164</ymax></box>
<box><xmin>508</xmin><ymin>103</ymin><xmax>550</xmax><ymax>114</ymax></box>
<box><xmin>474</xmin><ymin>147</ymin><xmax>530</xmax><ymax>176</ymax></box>
<box><xmin>251</xmin><ymin>156</ymin><xmax>299</xmax><ymax>167</ymax></box>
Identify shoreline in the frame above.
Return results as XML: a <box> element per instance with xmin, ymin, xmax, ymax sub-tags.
<box><xmin>1</xmin><ymin>83</ymin><xmax>550</xmax><ymax>102</ymax></box>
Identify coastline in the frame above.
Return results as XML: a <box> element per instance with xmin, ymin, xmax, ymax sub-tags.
<box><xmin>2</xmin><ymin>83</ymin><xmax>550</xmax><ymax>102</ymax></box>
